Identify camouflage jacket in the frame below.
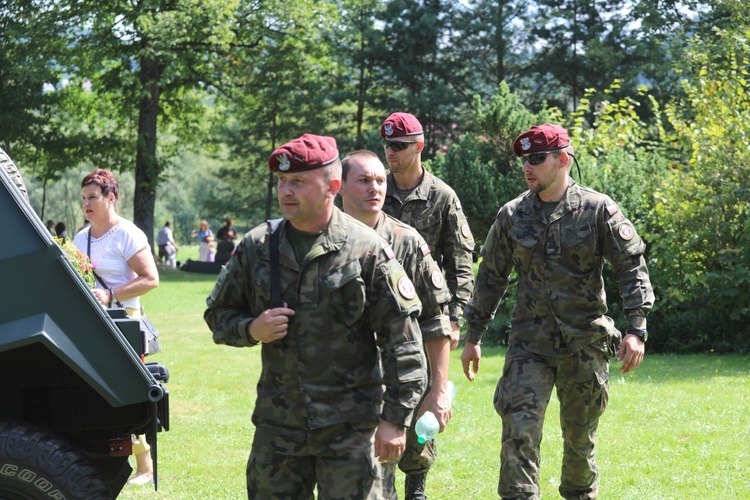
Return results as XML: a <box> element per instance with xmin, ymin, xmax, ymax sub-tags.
<box><xmin>374</xmin><ymin>213</ymin><xmax>452</xmax><ymax>343</ymax></box>
<box><xmin>465</xmin><ymin>179</ymin><xmax>655</xmax><ymax>356</ymax></box>
<box><xmin>383</xmin><ymin>169</ymin><xmax>475</xmax><ymax>319</ymax></box>
<box><xmin>204</xmin><ymin>208</ymin><xmax>426</xmax><ymax>430</ymax></box>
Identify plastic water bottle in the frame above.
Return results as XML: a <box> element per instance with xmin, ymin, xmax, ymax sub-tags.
<box><xmin>415</xmin><ymin>380</ymin><xmax>457</xmax><ymax>444</ymax></box>
<box><xmin>447</xmin><ymin>380</ymin><xmax>457</xmax><ymax>406</ymax></box>
<box><xmin>415</xmin><ymin>411</ymin><xmax>439</xmax><ymax>444</ymax></box>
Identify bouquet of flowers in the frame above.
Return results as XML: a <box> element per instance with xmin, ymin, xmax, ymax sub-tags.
<box><xmin>56</xmin><ymin>237</ymin><xmax>95</xmax><ymax>289</ymax></box>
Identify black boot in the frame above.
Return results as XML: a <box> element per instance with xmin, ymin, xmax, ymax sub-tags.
<box><xmin>404</xmin><ymin>472</ymin><xmax>427</xmax><ymax>500</ymax></box>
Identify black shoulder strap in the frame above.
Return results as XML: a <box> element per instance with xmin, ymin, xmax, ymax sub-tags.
<box><xmin>87</xmin><ymin>229</ymin><xmax>123</xmax><ymax>308</ymax></box>
<box><xmin>267</xmin><ymin>218</ymin><xmax>284</xmax><ymax>308</ymax></box>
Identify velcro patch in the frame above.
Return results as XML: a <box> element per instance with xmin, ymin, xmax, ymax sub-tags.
<box><xmin>420</xmin><ymin>243</ymin><xmax>430</xmax><ymax>256</ymax></box>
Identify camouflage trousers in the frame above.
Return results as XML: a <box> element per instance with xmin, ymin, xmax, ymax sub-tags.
<box><xmin>246</xmin><ymin>420</ymin><xmax>382</xmax><ymax>499</ymax></box>
<box><xmin>494</xmin><ymin>344</ymin><xmax>610</xmax><ymax>500</ymax></box>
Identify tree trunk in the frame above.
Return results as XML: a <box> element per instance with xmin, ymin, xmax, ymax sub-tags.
<box><xmin>133</xmin><ymin>54</ymin><xmax>162</xmax><ymax>253</ymax></box>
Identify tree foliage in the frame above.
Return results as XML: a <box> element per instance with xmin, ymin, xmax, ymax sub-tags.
<box><xmin>8</xmin><ymin>0</ymin><xmax>750</xmax><ymax>352</ymax></box>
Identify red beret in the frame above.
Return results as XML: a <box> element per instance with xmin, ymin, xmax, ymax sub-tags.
<box><xmin>380</xmin><ymin>112</ymin><xmax>423</xmax><ymax>139</ymax></box>
<box><xmin>512</xmin><ymin>124</ymin><xmax>570</xmax><ymax>156</ymax></box>
<box><xmin>268</xmin><ymin>134</ymin><xmax>339</xmax><ymax>173</ymax></box>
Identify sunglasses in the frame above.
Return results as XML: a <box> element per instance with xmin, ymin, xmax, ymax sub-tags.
<box><xmin>520</xmin><ymin>151</ymin><xmax>561</xmax><ymax>165</ymax></box>
<box><xmin>382</xmin><ymin>140</ymin><xmax>418</xmax><ymax>152</ymax></box>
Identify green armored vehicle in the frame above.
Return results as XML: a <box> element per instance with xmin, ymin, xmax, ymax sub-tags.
<box><xmin>0</xmin><ymin>151</ymin><xmax>169</xmax><ymax>498</ymax></box>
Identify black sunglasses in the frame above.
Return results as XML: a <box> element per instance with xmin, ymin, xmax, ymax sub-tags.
<box><xmin>520</xmin><ymin>151</ymin><xmax>561</xmax><ymax>166</ymax></box>
<box><xmin>382</xmin><ymin>139</ymin><xmax>418</xmax><ymax>152</ymax></box>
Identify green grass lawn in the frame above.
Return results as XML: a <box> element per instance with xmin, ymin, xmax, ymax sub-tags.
<box><xmin>120</xmin><ymin>265</ymin><xmax>750</xmax><ymax>499</ymax></box>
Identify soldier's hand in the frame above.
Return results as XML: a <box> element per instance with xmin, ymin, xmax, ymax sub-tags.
<box><xmin>374</xmin><ymin>421</ymin><xmax>406</xmax><ymax>463</ymax></box>
<box><xmin>461</xmin><ymin>342</ymin><xmax>481</xmax><ymax>381</ymax></box>
<box><xmin>617</xmin><ymin>334</ymin><xmax>644</xmax><ymax>374</ymax></box>
<box><xmin>420</xmin><ymin>386</ymin><xmax>452</xmax><ymax>432</ymax></box>
<box><xmin>248</xmin><ymin>306</ymin><xmax>295</xmax><ymax>343</ymax></box>
<box><xmin>449</xmin><ymin>321</ymin><xmax>460</xmax><ymax>350</ymax></box>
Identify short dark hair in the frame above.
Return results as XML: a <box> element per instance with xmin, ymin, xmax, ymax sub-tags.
<box><xmin>341</xmin><ymin>150</ymin><xmax>381</xmax><ymax>182</ymax></box>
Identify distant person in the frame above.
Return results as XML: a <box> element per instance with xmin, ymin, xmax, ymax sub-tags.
<box><xmin>54</xmin><ymin>221</ymin><xmax>68</xmax><ymax>243</ymax></box>
<box><xmin>207</xmin><ymin>240</ymin><xmax>217</xmax><ymax>262</ymax></box>
<box><xmin>215</xmin><ymin>229</ymin><xmax>236</xmax><ymax>266</ymax></box>
<box><xmin>461</xmin><ymin>124</ymin><xmax>655</xmax><ymax>499</ymax></box>
<box><xmin>192</xmin><ymin>220</ymin><xmax>214</xmax><ymax>262</ymax></box>
<box><xmin>46</xmin><ymin>220</ymin><xmax>55</xmax><ymax>235</ymax></box>
<box><xmin>204</xmin><ymin>133</ymin><xmax>427</xmax><ymax>499</ymax></box>
<box><xmin>216</xmin><ymin>217</ymin><xmax>236</xmax><ymax>242</ymax></box>
<box><xmin>72</xmin><ymin>168</ymin><xmax>159</xmax><ymax>486</ymax></box>
<box><xmin>157</xmin><ymin>221</ymin><xmax>179</xmax><ymax>268</ymax></box>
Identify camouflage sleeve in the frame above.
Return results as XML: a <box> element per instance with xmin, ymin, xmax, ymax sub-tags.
<box><xmin>464</xmin><ymin>212</ymin><xmax>514</xmax><ymax>344</ymax></box>
<box><xmin>442</xmin><ymin>193</ymin><xmax>476</xmax><ymax>318</ymax></box>
<box><xmin>204</xmin><ymin>237</ymin><xmax>261</xmax><ymax>347</ymax></box>
<box><xmin>601</xmin><ymin>199</ymin><xmax>655</xmax><ymax>333</ymax></box>
<box><xmin>412</xmin><ymin>242</ymin><xmax>451</xmax><ymax>342</ymax></box>
<box><xmin>367</xmin><ymin>250</ymin><xmax>427</xmax><ymax>428</ymax></box>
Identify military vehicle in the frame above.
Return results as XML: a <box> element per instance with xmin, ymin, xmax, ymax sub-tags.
<box><xmin>0</xmin><ymin>153</ymin><xmax>169</xmax><ymax>498</ymax></box>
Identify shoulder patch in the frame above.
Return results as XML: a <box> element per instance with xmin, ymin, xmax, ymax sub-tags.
<box><xmin>397</xmin><ymin>275</ymin><xmax>417</xmax><ymax>300</ymax></box>
<box><xmin>431</xmin><ymin>269</ymin><xmax>445</xmax><ymax>289</ymax></box>
<box><xmin>618</xmin><ymin>223</ymin><xmax>634</xmax><ymax>241</ymax></box>
<box><xmin>461</xmin><ymin>222</ymin><xmax>471</xmax><ymax>238</ymax></box>
<box><xmin>456</xmin><ymin>199</ymin><xmax>462</xmax><ymax>210</ymax></box>
<box><xmin>420</xmin><ymin>243</ymin><xmax>430</xmax><ymax>256</ymax></box>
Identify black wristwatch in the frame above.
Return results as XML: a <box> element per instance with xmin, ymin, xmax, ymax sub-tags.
<box><xmin>449</xmin><ymin>315</ymin><xmax>465</xmax><ymax>327</ymax></box>
<box><xmin>626</xmin><ymin>329</ymin><xmax>648</xmax><ymax>342</ymax></box>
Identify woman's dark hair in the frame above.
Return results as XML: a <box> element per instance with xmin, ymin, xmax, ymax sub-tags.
<box><xmin>81</xmin><ymin>168</ymin><xmax>120</xmax><ymax>200</ymax></box>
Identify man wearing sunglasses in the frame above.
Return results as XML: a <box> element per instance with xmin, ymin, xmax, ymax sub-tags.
<box><xmin>380</xmin><ymin>112</ymin><xmax>475</xmax><ymax>499</ymax></box>
<box><xmin>460</xmin><ymin>124</ymin><xmax>655</xmax><ymax>499</ymax></box>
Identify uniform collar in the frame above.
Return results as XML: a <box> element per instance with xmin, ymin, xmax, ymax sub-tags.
<box><xmin>387</xmin><ymin>169</ymin><xmax>434</xmax><ymax>202</ymax></box>
<box><xmin>372</xmin><ymin>212</ymin><xmax>394</xmax><ymax>246</ymax></box>
<box><xmin>518</xmin><ymin>177</ymin><xmax>583</xmax><ymax>221</ymax></box>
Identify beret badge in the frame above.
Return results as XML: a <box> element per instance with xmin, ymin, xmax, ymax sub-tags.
<box><xmin>384</xmin><ymin>123</ymin><xmax>394</xmax><ymax>137</ymax></box>
<box><xmin>520</xmin><ymin>137</ymin><xmax>531</xmax><ymax>151</ymax></box>
<box><xmin>277</xmin><ymin>154</ymin><xmax>291</xmax><ymax>171</ymax></box>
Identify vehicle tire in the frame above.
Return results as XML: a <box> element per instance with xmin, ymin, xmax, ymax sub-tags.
<box><xmin>0</xmin><ymin>147</ymin><xmax>29</xmax><ymax>201</ymax></box>
<box><xmin>0</xmin><ymin>420</ymin><xmax>113</xmax><ymax>500</ymax></box>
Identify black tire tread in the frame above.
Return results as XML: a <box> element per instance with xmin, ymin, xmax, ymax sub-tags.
<box><xmin>0</xmin><ymin>420</ymin><xmax>113</xmax><ymax>499</ymax></box>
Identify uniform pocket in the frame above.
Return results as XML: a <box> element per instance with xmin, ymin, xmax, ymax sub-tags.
<box><xmin>414</xmin><ymin>211</ymin><xmax>442</xmax><ymax>249</ymax></box>
<box><xmin>561</xmin><ymin>223</ymin><xmax>599</xmax><ymax>272</ymax></box>
<box><xmin>322</xmin><ymin>260</ymin><xmax>366</xmax><ymax>326</ymax></box>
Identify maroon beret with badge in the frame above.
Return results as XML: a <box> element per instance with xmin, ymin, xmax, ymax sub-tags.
<box><xmin>380</xmin><ymin>112</ymin><xmax>423</xmax><ymax>139</ymax></box>
<box><xmin>512</xmin><ymin>124</ymin><xmax>570</xmax><ymax>156</ymax></box>
<box><xmin>268</xmin><ymin>134</ymin><xmax>339</xmax><ymax>173</ymax></box>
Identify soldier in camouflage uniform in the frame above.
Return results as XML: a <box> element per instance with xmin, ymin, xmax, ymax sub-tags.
<box><xmin>339</xmin><ymin>150</ymin><xmax>454</xmax><ymax>500</ymax></box>
<box><xmin>204</xmin><ymin>134</ymin><xmax>427</xmax><ymax>500</ymax></box>
<box><xmin>460</xmin><ymin>124</ymin><xmax>655</xmax><ymax>500</ymax></box>
<box><xmin>380</xmin><ymin>112</ymin><xmax>474</xmax><ymax>498</ymax></box>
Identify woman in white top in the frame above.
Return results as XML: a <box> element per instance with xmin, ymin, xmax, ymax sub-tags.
<box><xmin>73</xmin><ymin>168</ymin><xmax>159</xmax><ymax>486</ymax></box>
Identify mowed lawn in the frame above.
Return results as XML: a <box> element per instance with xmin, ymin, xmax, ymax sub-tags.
<box><xmin>120</xmin><ymin>258</ymin><xmax>750</xmax><ymax>499</ymax></box>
